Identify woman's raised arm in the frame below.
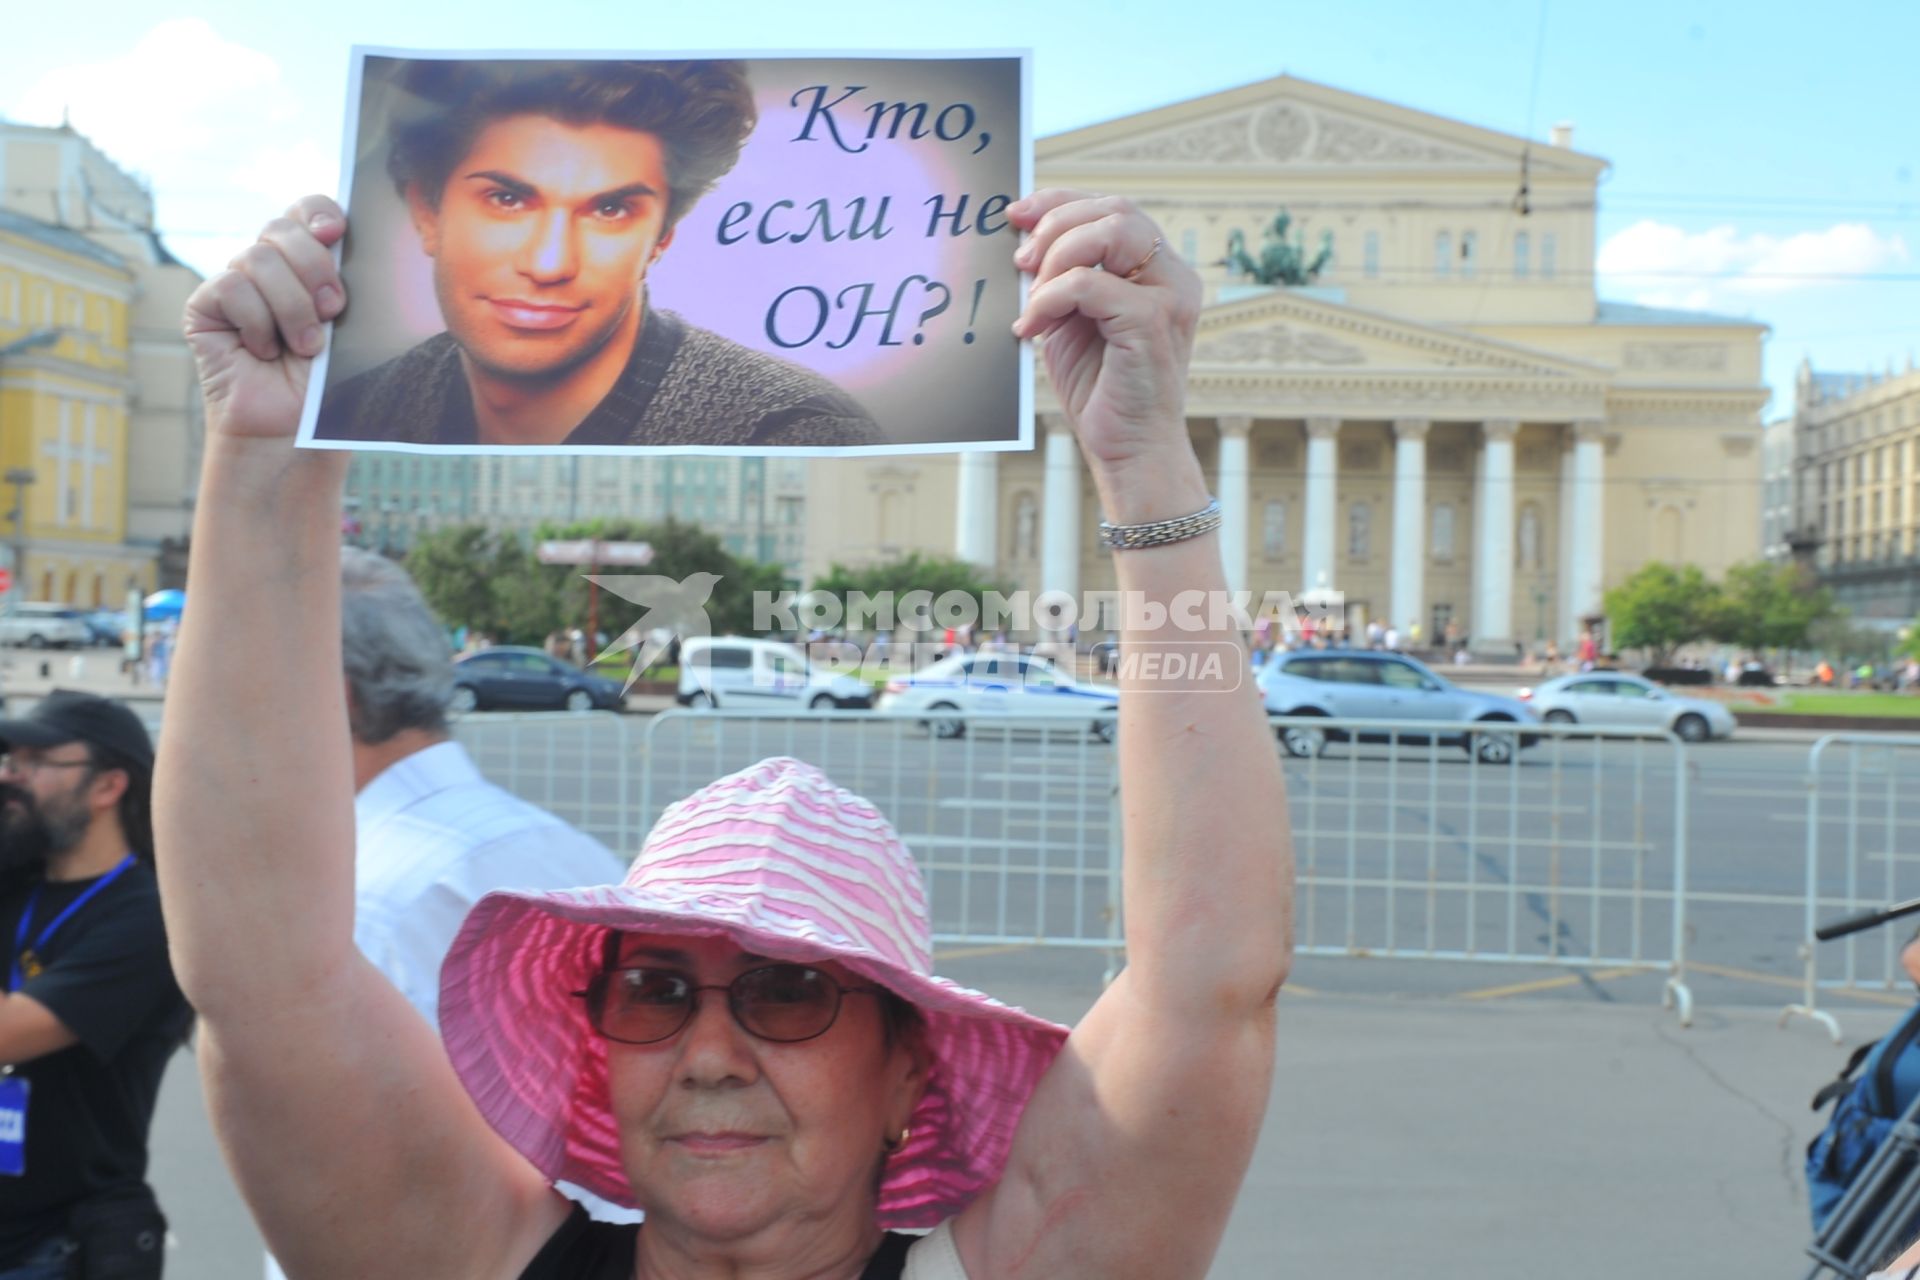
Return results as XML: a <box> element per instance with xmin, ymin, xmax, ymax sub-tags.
<box><xmin>156</xmin><ymin>196</ymin><xmax>557</xmax><ymax>1279</ymax></box>
<box><xmin>953</xmin><ymin>190</ymin><xmax>1295</xmax><ymax>1279</ymax></box>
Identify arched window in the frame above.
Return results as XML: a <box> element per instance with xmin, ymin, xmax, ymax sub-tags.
<box><xmin>1011</xmin><ymin>492</ymin><xmax>1038</xmax><ymax>561</ymax></box>
<box><xmin>1430</xmin><ymin>504</ymin><xmax>1455</xmax><ymax>563</ymax></box>
<box><xmin>1516</xmin><ymin>503</ymin><xmax>1542</xmax><ymax>571</ymax></box>
<box><xmin>1434</xmin><ymin>232</ymin><xmax>1453</xmax><ymax>277</ymax></box>
<box><xmin>1262</xmin><ymin>500</ymin><xmax>1287</xmax><ymax>558</ymax></box>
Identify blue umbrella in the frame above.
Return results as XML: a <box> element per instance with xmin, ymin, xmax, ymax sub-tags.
<box><xmin>144</xmin><ymin>589</ymin><xmax>186</xmax><ymax>620</ymax></box>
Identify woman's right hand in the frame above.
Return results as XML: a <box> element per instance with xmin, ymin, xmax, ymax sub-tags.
<box><xmin>181</xmin><ymin>194</ymin><xmax>347</xmax><ymax>441</ymax></box>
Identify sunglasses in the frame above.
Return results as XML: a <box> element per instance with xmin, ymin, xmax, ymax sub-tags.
<box><xmin>574</xmin><ymin>963</ymin><xmax>885</xmax><ymax>1045</ymax></box>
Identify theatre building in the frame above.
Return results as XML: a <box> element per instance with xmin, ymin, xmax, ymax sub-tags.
<box><xmin>803</xmin><ymin>74</ymin><xmax>1769</xmax><ymax>650</ymax></box>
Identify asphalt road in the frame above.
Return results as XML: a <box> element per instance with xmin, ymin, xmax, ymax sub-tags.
<box><xmin>123</xmin><ymin>710</ymin><xmax>1920</xmax><ymax>1277</ymax></box>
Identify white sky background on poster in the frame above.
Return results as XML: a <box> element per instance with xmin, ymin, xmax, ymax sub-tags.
<box><xmin>295</xmin><ymin>46</ymin><xmax>1033</xmax><ymax>457</ymax></box>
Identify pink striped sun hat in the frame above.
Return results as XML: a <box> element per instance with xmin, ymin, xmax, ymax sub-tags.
<box><xmin>438</xmin><ymin>756</ymin><xmax>1070</xmax><ymax>1230</ymax></box>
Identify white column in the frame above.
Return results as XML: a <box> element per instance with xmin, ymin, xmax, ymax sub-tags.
<box><xmin>1390</xmin><ymin>418</ymin><xmax>1429</xmax><ymax>637</ymax></box>
<box><xmin>1040</xmin><ymin>414</ymin><xmax>1081</xmax><ymax>611</ymax></box>
<box><xmin>953</xmin><ymin>451</ymin><xmax>999</xmax><ymax>568</ymax></box>
<box><xmin>1568</xmin><ymin>422</ymin><xmax>1605</xmax><ymax>629</ymax></box>
<box><xmin>1472</xmin><ymin>419</ymin><xmax>1518</xmax><ymax>651</ymax></box>
<box><xmin>1216</xmin><ymin>416</ymin><xmax>1253</xmax><ymax>596</ymax></box>
<box><xmin>1301</xmin><ymin>416</ymin><xmax>1340</xmax><ymax>595</ymax></box>
<box><xmin>1556</xmin><ymin>435</ymin><xmax>1576</xmax><ymax>645</ymax></box>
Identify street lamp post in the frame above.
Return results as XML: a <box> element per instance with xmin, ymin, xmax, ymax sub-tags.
<box><xmin>1532</xmin><ymin>583</ymin><xmax>1548</xmax><ymax>643</ymax></box>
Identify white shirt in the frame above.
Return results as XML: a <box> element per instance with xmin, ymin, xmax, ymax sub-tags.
<box><xmin>267</xmin><ymin>741</ymin><xmax>632</xmax><ymax>1279</ymax></box>
<box><xmin>351</xmin><ymin>740</ymin><xmax>626</xmax><ymax>1027</ymax></box>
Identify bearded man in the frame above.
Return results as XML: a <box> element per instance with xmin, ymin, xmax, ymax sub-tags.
<box><xmin>0</xmin><ymin>691</ymin><xmax>189</xmax><ymax>1280</ymax></box>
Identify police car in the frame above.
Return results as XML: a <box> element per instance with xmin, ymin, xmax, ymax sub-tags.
<box><xmin>877</xmin><ymin>651</ymin><xmax>1119</xmax><ymax>741</ymax></box>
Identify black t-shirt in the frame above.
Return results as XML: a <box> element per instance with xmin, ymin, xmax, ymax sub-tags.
<box><xmin>518</xmin><ymin>1205</ymin><xmax>917</xmax><ymax>1280</ymax></box>
<box><xmin>0</xmin><ymin>863</ymin><xmax>192</xmax><ymax>1261</ymax></box>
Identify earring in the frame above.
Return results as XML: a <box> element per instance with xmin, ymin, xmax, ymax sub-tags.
<box><xmin>884</xmin><ymin>1126</ymin><xmax>912</xmax><ymax>1154</ymax></box>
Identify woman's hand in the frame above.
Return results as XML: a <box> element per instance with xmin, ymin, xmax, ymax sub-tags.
<box><xmin>181</xmin><ymin>194</ymin><xmax>347</xmax><ymax>442</ymax></box>
<box><xmin>1008</xmin><ymin>189</ymin><xmax>1205</xmax><ymax>519</ymax></box>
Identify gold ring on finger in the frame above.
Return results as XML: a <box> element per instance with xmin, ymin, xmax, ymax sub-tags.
<box><xmin>1122</xmin><ymin>236</ymin><xmax>1163</xmax><ymax>281</ymax></box>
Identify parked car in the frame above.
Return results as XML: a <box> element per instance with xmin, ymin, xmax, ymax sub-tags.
<box><xmin>877</xmin><ymin>651</ymin><xmax>1118</xmax><ymax>741</ymax></box>
<box><xmin>676</xmin><ymin>637</ymin><xmax>875</xmax><ymax>712</ymax></box>
<box><xmin>82</xmin><ymin>610</ymin><xmax>130</xmax><ymax>647</ymax></box>
<box><xmin>450</xmin><ymin>646</ymin><xmax>627</xmax><ymax>713</ymax></box>
<box><xmin>1520</xmin><ymin>672</ymin><xmax>1737</xmax><ymax>742</ymax></box>
<box><xmin>1255</xmin><ymin>649</ymin><xmax>1540</xmax><ymax>764</ymax></box>
<box><xmin>0</xmin><ymin>603</ymin><xmax>93</xmax><ymax>649</ymax></box>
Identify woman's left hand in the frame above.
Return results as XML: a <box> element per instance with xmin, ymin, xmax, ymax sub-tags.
<box><xmin>1008</xmin><ymin>190</ymin><xmax>1203</xmax><ymax>499</ymax></box>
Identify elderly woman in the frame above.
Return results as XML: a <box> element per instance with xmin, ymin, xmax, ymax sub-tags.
<box><xmin>155</xmin><ymin>189</ymin><xmax>1292</xmax><ymax>1279</ymax></box>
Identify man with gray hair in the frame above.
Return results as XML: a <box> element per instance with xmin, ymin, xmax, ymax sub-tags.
<box><xmin>266</xmin><ymin>550</ymin><xmax>630</xmax><ymax>1278</ymax></box>
<box><xmin>335</xmin><ymin>547</ymin><xmax>625</xmax><ymax>1022</ymax></box>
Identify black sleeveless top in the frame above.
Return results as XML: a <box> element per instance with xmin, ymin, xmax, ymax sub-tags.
<box><xmin>518</xmin><ymin>1205</ymin><xmax>918</xmax><ymax>1280</ymax></box>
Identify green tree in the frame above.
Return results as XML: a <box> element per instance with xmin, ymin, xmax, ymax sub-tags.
<box><xmin>405</xmin><ymin>525</ymin><xmax>499</xmax><ymax>632</ymax></box>
<box><xmin>546</xmin><ymin>517</ymin><xmax>785</xmax><ymax>637</ymax></box>
<box><xmin>1710</xmin><ymin>560</ymin><xmax>1834</xmax><ymax>654</ymax></box>
<box><xmin>809</xmin><ymin>553</ymin><xmax>1013</xmax><ymax>635</ymax></box>
<box><xmin>1602</xmin><ymin>562</ymin><xmax>1723</xmax><ymax>666</ymax></box>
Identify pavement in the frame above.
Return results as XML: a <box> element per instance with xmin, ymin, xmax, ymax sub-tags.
<box><xmin>143</xmin><ymin>946</ymin><xmax>1901</xmax><ymax>1279</ymax></box>
<box><xmin>18</xmin><ymin>644</ymin><xmax>1919</xmax><ymax>1274</ymax></box>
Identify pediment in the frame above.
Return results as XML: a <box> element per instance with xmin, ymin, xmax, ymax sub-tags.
<box><xmin>1193</xmin><ymin>289</ymin><xmax>1609</xmax><ymax>381</ymax></box>
<box><xmin>1042</xmin><ymin>75</ymin><xmax>1604</xmax><ymax>176</ymax></box>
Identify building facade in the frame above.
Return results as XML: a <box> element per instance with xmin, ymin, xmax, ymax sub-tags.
<box><xmin>1784</xmin><ymin>359</ymin><xmax>1920</xmax><ymax>629</ymax></box>
<box><xmin>0</xmin><ymin>119</ymin><xmax>205</xmax><ymax>597</ymax></box>
<box><xmin>0</xmin><ymin>208</ymin><xmax>152</xmax><ymax>606</ymax></box>
<box><xmin>347</xmin><ymin>454</ymin><xmax>810</xmax><ymax>582</ymax></box>
<box><xmin>806</xmin><ymin>76</ymin><xmax>1770</xmax><ymax>649</ymax></box>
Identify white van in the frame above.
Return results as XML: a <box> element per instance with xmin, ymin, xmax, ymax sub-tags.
<box><xmin>0</xmin><ymin>603</ymin><xmax>93</xmax><ymax>649</ymax></box>
<box><xmin>676</xmin><ymin>637</ymin><xmax>874</xmax><ymax>712</ymax></box>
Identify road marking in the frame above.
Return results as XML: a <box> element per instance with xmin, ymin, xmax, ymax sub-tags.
<box><xmin>1452</xmin><ymin>967</ymin><xmax>1642</xmax><ymax>1000</ymax></box>
<box><xmin>932</xmin><ymin>943</ymin><xmax>1036</xmax><ymax>961</ymax></box>
<box><xmin>1685</xmin><ymin>961</ymin><xmax>1915</xmax><ymax>1005</ymax></box>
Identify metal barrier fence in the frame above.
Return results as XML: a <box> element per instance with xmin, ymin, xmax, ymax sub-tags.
<box><xmin>1783</xmin><ymin>734</ymin><xmax>1920</xmax><ymax>1042</ymax></box>
<box><xmin>448</xmin><ymin>707</ymin><xmax>1693</xmax><ymax>1018</ymax></box>
<box><xmin>1274</xmin><ymin>716</ymin><xmax>1693</xmax><ymax>1023</ymax></box>
<box><xmin>636</xmin><ymin>709</ymin><xmax>1127</xmax><ymax>969</ymax></box>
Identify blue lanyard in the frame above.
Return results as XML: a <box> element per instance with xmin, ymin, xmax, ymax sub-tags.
<box><xmin>9</xmin><ymin>855</ymin><xmax>136</xmax><ymax>992</ymax></box>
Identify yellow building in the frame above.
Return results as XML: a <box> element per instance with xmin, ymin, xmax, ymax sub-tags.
<box><xmin>805</xmin><ymin>75</ymin><xmax>1770</xmax><ymax>651</ymax></box>
<box><xmin>0</xmin><ymin>207</ymin><xmax>151</xmax><ymax>606</ymax></box>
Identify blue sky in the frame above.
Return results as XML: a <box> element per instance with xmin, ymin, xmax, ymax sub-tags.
<box><xmin>7</xmin><ymin>0</ymin><xmax>1913</xmax><ymax>413</ymax></box>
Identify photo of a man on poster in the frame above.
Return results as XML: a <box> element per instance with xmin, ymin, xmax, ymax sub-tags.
<box><xmin>315</xmin><ymin>58</ymin><xmax>880</xmax><ymax>449</ymax></box>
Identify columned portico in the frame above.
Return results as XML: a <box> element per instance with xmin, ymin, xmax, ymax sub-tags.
<box><xmin>1040</xmin><ymin>414</ymin><xmax>1081</xmax><ymax>606</ymax></box>
<box><xmin>1472</xmin><ymin>419</ymin><xmax>1518</xmax><ymax>650</ymax></box>
<box><xmin>1216</xmin><ymin>416</ymin><xmax>1253</xmax><ymax>595</ymax></box>
<box><xmin>1302</xmin><ymin>416</ymin><xmax>1340</xmax><ymax>595</ymax></box>
<box><xmin>1390</xmin><ymin>418</ymin><xmax>1428</xmax><ymax>635</ymax></box>
<box><xmin>954</xmin><ymin>451</ymin><xmax>999</xmax><ymax>567</ymax></box>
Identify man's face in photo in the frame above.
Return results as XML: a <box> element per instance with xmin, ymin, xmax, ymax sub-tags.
<box><xmin>407</xmin><ymin>113</ymin><xmax>675</xmax><ymax>382</ymax></box>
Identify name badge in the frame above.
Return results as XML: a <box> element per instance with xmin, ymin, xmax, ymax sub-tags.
<box><xmin>0</xmin><ymin>1075</ymin><xmax>26</xmax><ymax>1176</ymax></box>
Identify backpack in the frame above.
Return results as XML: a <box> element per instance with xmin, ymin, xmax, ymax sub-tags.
<box><xmin>1807</xmin><ymin>1001</ymin><xmax>1920</xmax><ymax>1230</ymax></box>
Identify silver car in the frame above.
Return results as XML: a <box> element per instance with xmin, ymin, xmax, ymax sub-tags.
<box><xmin>1520</xmin><ymin>672</ymin><xmax>1737</xmax><ymax>742</ymax></box>
<box><xmin>1256</xmin><ymin>649</ymin><xmax>1540</xmax><ymax>764</ymax></box>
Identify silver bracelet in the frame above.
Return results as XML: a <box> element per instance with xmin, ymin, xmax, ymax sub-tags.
<box><xmin>1097</xmin><ymin>498</ymin><xmax>1223</xmax><ymax>551</ymax></box>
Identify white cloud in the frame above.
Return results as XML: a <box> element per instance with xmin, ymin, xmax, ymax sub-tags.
<box><xmin>13</xmin><ymin>19</ymin><xmax>294</xmax><ymax>175</ymax></box>
<box><xmin>7</xmin><ymin>20</ymin><xmax>333</xmax><ymax>277</ymax></box>
<box><xmin>1597</xmin><ymin>219</ymin><xmax>1910</xmax><ymax>312</ymax></box>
